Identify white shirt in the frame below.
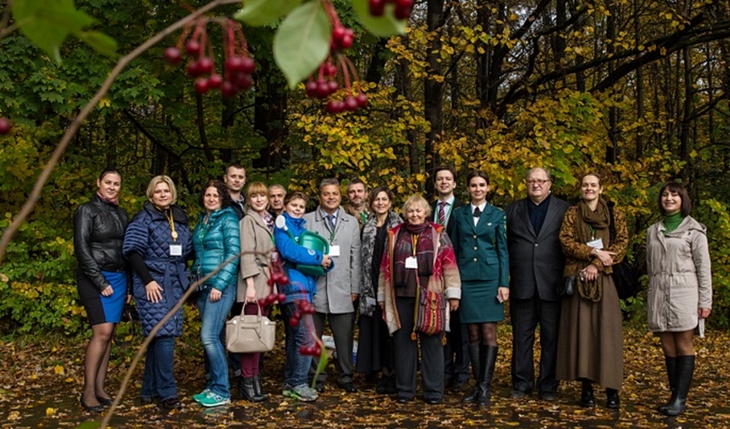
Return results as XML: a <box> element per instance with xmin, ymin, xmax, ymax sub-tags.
<box><xmin>471</xmin><ymin>202</ymin><xmax>487</xmax><ymax>226</ymax></box>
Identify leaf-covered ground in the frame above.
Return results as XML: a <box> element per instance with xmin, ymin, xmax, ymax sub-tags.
<box><xmin>1</xmin><ymin>324</ymin><xmax>729</xmax><ymax>428</ymax></box>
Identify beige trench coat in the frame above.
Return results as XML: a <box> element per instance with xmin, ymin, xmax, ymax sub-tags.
<box><xmin>237</xmin><ymin>211</ymin><xmax>276</xmax><ymax>303</ymax></box>
<box><xmin>646</xmin><ymin>216</ymin><xmax>712</xmax><ymax>332</ymax></box>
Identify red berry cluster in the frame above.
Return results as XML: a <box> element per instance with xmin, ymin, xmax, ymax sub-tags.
<box><xmin>300</xmin><ymin>341</ymin><xmax>323</xmax><ymax>357</ymax></box>
<box><xmin>0</xmin><ymin>117</ymin><xmax>11</xmax><ymax>135</ymax></box>
<box><xmin>369</xmin><ymin>0</ymin><xmax>414</xmax><ymax>19</ymax></box>
<box><xmin>305</xmin><ymin>1</ymin><xmax>369</xmax><ymax>115</ymax></box>
<box><xmin>261</xmin><ymin>252</ymin><xmax>289</xmax><ymax>306</ymax></box>
<box><xmin>331</xmin><ymin>25</ymin><xmax>355</xmax><ymax>51</ymax></box>
<box><xmin>164</xmin><ymin>18</ymin><xmax>255</xmax><ymax>98</ymax></box>
<box><xmin>288</xmin><ymin>299</ymin><xmax>316</xmax><ymax>328</ymax></box>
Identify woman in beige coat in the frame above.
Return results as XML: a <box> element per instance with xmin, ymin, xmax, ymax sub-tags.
<box><xmin>237</xmin><ymin>182</ymin><xmax>277</xmax><ymax>402</ymax></box>
<box><xmin>646</xmin><ymin>181</ymin><xmax>712</xmax><ymax>416</ymax></box>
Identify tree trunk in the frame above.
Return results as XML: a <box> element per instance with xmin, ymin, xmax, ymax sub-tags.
<box><xmin>254</xmin><ymin>54</ymin><xmax>288</xmax><ymax>175</ymax></box>
<box><xmin>634</xmin><ymin>0</ymin><xmax>644</xmax><ymax>158</ymax></box>
<box><xmin>680</xmin><ymin>46</ymin><xmax>692</xmax><ymax>181</ymax></box>
<box><xmin>606</xmin><ymin>7</ymin><xmax>618</xmax><ymax>163</ymax></box>
<box><xmin>424</xmin><ymin>0</ymin><xmax>444</xmax><ymax>192</ymax></box>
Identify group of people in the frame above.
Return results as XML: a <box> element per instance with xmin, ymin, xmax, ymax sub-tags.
<box><xmin>73</xmin><ymin>164</ymin><xmax>712</xmax><ymax>418</ymax></box>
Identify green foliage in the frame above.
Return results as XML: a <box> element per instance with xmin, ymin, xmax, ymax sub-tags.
<box><xmin>12</xmin><ymin>0</ymin><xmax>117</xmax><ymax>64</ymax></box>
<box><xmin>0</xmin><ymin>215</ymin><xmax>82</xmax><ymax>334</ymax></box>
<box><xmin>273</xmin><ymin>2</ymin><xmax>332</xmax><ymax>89</ymax></box>
<box><xmin>697</xmin><ymin>199</ymin><xmax>730</xmax><ymax>328</ymax></box>
<box><xmin>350</xmin><ymin>0</ymin><xmax>407</xmax><ymax>37</ymax></box>
<box><xmin>235</xmin><ymin>0</ymin><xmax>303</xmax><ymax>27</ymax></box>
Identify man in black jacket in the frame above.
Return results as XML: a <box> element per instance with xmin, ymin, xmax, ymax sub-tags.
<box><xmin>224</xmin><ymin>164</ymin><xmax>246</xmax><ymax>219</ymax></box>
<box><xmin>430</xmin><ymin>165</ymin><xmax>469</xmax><ymax>391</ymax></box>
<box><xmin>505</xmin><ymin>167</ymin><xmax>569</xmax><ymax>401</ymax></box>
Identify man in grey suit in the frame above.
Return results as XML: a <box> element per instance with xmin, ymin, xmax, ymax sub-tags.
<box><xmin>505</xmin><ymin>167</ymin><xmax>569</xmax><ymax>401</ymax></box>
<box><xmin>304</xmin><ymin>178</ymin><xmax>362</xmax><ymax>394</ymax></box>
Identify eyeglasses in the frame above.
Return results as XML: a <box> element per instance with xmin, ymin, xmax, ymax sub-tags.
<box><xmin>526</xmin><ymin>179</ymin><xmax>550</xmax><ymax>185</ymax></box>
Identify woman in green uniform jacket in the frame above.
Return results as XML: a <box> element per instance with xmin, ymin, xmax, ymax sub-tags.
<box><xmin>451</xmin><ymin>170</ymin><xmax>509</xmax><ymax>406</ymax></box>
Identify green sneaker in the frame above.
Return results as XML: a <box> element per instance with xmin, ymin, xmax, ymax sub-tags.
<box><xmin>193</xmin><ymin>389</ymin><xmax>211</xmax><ymax>403</ymax></box>
<box><xmin>198</xmin><ymin>393</ymin><xmax>231</xmax><ymax>407</ymax></box>
<box><xmin>283</xmin><ymin>384</ymin><xmax>318</xmax><ymax>402</ymax></box>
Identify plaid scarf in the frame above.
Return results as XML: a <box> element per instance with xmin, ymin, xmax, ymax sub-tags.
<box><xmin>393</xmin><ymin>221</ymin><xmax>435</xmax><ymax>288</ymax></box>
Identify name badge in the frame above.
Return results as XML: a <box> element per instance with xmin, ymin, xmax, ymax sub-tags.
<box><xmin>169</xmin><ymin>244</ymin><xmax>183</xmax><ymax>256</ymax></box>
<box><xmin>328</xmin><ymin>245</ymin><xmax>341</xmax><ymax>257</ymax></box>
<box><xmin>366</xmin><ymin>297</ymin><xmax>377</xmax><ymax>307</ymax></box>
<box><xmin>405</xmin><ymin>256</ymin><xmax>418</xmax><ymax>269</ymax></box>
<box><xmin>586</xmin><ymin>238</ymin><xmax>604</xmax><ymax>250</ymax></box>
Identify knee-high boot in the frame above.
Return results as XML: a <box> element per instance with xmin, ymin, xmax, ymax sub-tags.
<box><xmin>658</xmin><ymin>356</ymin><xmax>677</xmax><ymax>411</ymax></box>
<box><xmin>660</xmin><ymin>355</ymin><xmax>694</xmax><ymax>416</ymax></box>
<box><xmin>462</xmin><ymin>344</ymin><xmax>481</xmax><ymax>403</ymax></box>
<box><xmin>477</xmin><ymin>345</ymin><xmax>498</xmax><ymax>406</ymax></box>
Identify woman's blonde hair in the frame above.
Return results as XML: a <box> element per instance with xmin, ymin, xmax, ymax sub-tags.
<box><xmin>246</xmin><ymin>181</ymin><xmax>269</xmax><ymax>209</ymax></box>
<box><xmin>146</xmin><ymin>175</ymin><xmax>177</xmax><ymax>205</ymax></box>
<box><xmin>401</xmin><ymin>195</ymin><xmax>431</xmax><ymax>218</ymax></box>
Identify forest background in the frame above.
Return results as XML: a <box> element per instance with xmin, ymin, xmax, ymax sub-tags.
<box><xmin>2</xmin><ymin>0</ymin><xmax>730</xmax><ymax>337</ymax></box>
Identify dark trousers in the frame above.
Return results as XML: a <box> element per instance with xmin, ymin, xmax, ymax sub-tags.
<box><xmin>310</xmin><ymin>311</ymin><xmax>355</xmax><ymax>385</ymax></box>
<box><xmin>443</xmin><ymin>307</ymin><xmax>470</xmax><ymax>384</ymax></box>
<box><xmin>393</xmin><ymin>297</ymin><xmax>444</xmax><ymax>401</ymax></box>
<box><xmin>510</xmin><ymin>297</ymin><xmax>561</xmax><ymax>395</ymax></box>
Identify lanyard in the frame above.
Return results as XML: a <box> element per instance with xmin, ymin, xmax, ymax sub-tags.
<box><xmin>197</xmin><ymin>215</ymin><xmax>209</xmax><ymax>241</ymax></box>
<box><xmin>324</xmin><ymin>210</ymin><xmax>339</xmax><ymax>244</ymax></box>
<box><xmin>588</xmin><ymin>225</ymin><xmax>595</xmax><ymax>240</ymax></box>
<box><xmin>411</xmin><ymin>234</ymin><xmax>419</xmax><ymax>257</ymax></box>
<box><xmin>165</xmin><ymin>209</ymin><xmax>178</xmax><ymax>242</ymax></box>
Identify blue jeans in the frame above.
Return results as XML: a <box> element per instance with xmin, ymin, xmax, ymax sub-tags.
<box><xmin>142</xmin><ymin>335</ymin><xmax>176</xmax><ymax>400</ymax></box>
<box><xmin>281</xmin><ymin>302</ymin><xmax>313</xmax><ymax>388</ymax></box>
<box><xmin>197</xmin><ymin>284</ymin><xmax>236</xmax><ymax>397</ymax></box>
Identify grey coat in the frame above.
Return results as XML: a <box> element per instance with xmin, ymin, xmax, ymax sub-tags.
<box><xmin>646</xmin><ymin>216</ymin><xmax>712</xmax><ymax>332</ymax></box>
<box><xmin>238</xmin><ymin>210</ymin><xmax>276</xmax><ymax>303</ymax></box>
<box><xmin>359</xmin><ymin>211</ymin><xmax>402</xmax><ymax>316</ymax></box>
<box><xmin>304</xmin><ymin>207</ymin><xmax>363</xmax><ymax>314</ymax></box>
<box><xmin>505</xmin><ymin>195</ymin><xmax>570</xmax><ymax>301</ymax></box>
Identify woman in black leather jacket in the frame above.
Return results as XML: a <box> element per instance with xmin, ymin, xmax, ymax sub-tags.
<box><xmin>73</xmin><ymin>167</ymin><xmax>129</xmax><ymax>412</ymax></box>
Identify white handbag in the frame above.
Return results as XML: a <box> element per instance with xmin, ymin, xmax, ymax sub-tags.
<box><xmin>225</xmin><ymin>303</ymin><xmax>276</xmax><ymax>353</ymax></box>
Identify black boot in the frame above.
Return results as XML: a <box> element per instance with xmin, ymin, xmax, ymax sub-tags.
<box><xmin>476</xmin><ymin>345</ymin><xmax>498</xmax><ymax>406</ymax></box>
<box><xmin>658</xmin><ymin>356</ymin><xmax>677</xmax><ymax>412</ymax></box>
<box><xmin>580</xmin><ymin>379</ymin><xmax>595</xmax><ymax>407</ymax></box>
<box><xmin>240</xmin><ymin>377</ymin><xmax>260</xmax><ymax>402</ymax></box>
<box><xmin>606</xmin><ymin>388</ymin><xmax>620</xmax><ymax>409</ymax></box>
<box><xmin>252</xmin><ymin>374</ymin><xmax>269</xmax><ymax>401</ymax></box>
<box><xmin>462</xmin><ymin>343</ymin><xmax>481</xmax><ymax>403</ymax></box>
<box><xmin>660</xmin><ymin>355</ymin><xmax>695</xmax><ymax>416</ymax></box>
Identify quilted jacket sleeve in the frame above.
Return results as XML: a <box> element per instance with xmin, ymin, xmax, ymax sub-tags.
<box><xmin>211</xmin><ymin>211</ymin><xmax>241</xmax><ymax>291</ymax></box>
<box><xmin>123</xmin><ymin>211</ymin><xmax>150</xmax><ymax>260</ymax></box>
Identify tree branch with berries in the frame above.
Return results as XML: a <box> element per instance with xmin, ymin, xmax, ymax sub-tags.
<box><xmin>0</xmin><ymin>0</ymin><xmax>413</xmax><ymax>259</ymax></box>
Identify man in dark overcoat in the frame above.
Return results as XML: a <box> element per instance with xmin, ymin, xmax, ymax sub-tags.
<box><xmin>505</xmin><ymin>167</ymin><xmax>569</xmax><ymax>401</ymax></box>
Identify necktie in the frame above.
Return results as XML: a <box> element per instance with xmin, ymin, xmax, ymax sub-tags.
<box><xmin>328</xmin><ymin>214</ymin><xmax>336</xmax><ymax>230</ymax></box>
<box><xmin>438</xmin><ymin>202</ymin><xmax>447</xmax><ymax>226</ymax></box>
<box><xmin>473</xmin><ymin>207</ymin><xmax>482</xmax><ymax>218</ymax></box>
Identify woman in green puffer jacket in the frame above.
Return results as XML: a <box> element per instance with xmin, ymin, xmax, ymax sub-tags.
<box><xmin>191</xmin><ymin>180</ymin><xmax>241</xmax><ymax>407</ymax></box>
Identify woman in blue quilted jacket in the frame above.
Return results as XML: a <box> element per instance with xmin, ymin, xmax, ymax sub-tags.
<box><xmin>190</xmin><ymin>180</ymin><xmax>241</xmax><ymax>407</ymax></box>
<box><xmin>123</xmin><ymin>175</ymin><xmax>192</xmax><ymax>410</ymax></box>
